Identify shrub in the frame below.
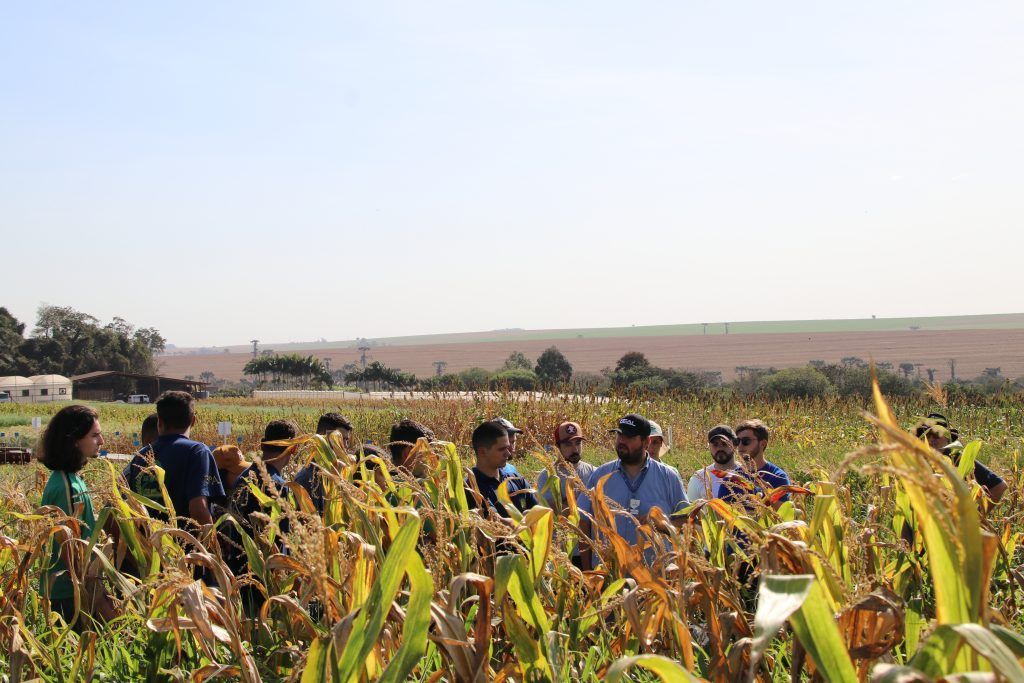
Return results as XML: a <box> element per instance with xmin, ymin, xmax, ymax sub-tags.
<box><xmin>758</xmin><ymin>366</ymin><xmax>834</xmax><ymax>399</ymax></box>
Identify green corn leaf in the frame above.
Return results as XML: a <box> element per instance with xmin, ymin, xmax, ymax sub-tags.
<box><xmin>377</xmin><ymin>550</ymin><xmax>432</xmax><ymax>683</ymax></box>
<box><xmin>333</xmin><ymin>511</ymin><xmax>423</xmax><ymax>682</ymax></box>
<box><xmin>788</xmin><ymin>575</ymin><xmax>858</xmax><ymax>683</ymax></box>
<box><xmin>748</xmin><ymin>575</ymin><xmax>814</xmax><ymax>678</ymax></box>
<box><xmin>606</xmin><ymin>654</ymin><xmax>701</xmax><ymax>682</ymax></box>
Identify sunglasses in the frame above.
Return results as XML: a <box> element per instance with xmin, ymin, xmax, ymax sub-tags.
<box><xmin>738</xmin><ymin>437</ymin><xmax>757</xmax><ymax>446</ymax></box>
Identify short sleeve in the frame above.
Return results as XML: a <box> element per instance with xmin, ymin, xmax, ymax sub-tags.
<box><xmin>686</xmin><ymin>473</ymin><xmax>704</xmax><ymax>503</ymax></box>
<box><xmin>973</xmin><ymin>461</ymin><xmax>1004</xmax><ymax>490</ymax></box>
<box><xmin>186</xmin><ymin>445</ymin><xmax>222</xmax><ymax>503</ymax></box>
<box><xmin>667</xmin><ymin>470</ymin><xmax>688</xmax><ymax>514</ymax></box>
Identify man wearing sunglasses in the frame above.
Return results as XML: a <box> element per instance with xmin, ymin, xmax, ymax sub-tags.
<box><xmin>735</xmin><ymin>419</ymin><xmax>792</xmax><ymax>507</ymax></box>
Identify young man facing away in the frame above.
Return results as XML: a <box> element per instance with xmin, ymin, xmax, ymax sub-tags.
<box><xmin>122</xmin><ymin>412</ymin><xmax>158</xmax><ymax>481</ymax></box>
<box><xmin>388</xmin><ymin>418</ymin><xmax>434</xmax><ymax>477</ymax></box>
<box><xmin>223</xmin><ymin>420</ymin><xmax>299</xmax><ymax>614</ymax></box>
<box><xmin>294</xmin><ymin>412</ymin><xmax>354</xmax><ymax>515</ymax></box>
<box><xmin>735</xmin><ymin>419</ymin><xmax>792</xmax><ymax>508</ymax></box>
<box><xmin>578</xmin><ymin>414</ymin><xmax>688</xmax><ymax>570</ymax></box>
<box><xmin>127</xmin><ymin>391</ymin><xmax>225</xmax><ymax>531</ymax></box>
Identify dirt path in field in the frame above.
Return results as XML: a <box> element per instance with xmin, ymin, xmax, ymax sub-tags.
<box><xmin>158</xmin><ymin>329</ymin><xmax>1024</xmax><ymax>383</ymax></box>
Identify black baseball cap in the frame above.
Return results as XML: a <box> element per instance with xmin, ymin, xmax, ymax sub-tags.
<box><xmin>610</xmin><ymin>413</ymin><xmax>652</xmax><ymax>438</ymax></box>
<box><xmin>708</xmin><ymin>425</ymin><xmax>738</xmax><ymax>444</ymax></box>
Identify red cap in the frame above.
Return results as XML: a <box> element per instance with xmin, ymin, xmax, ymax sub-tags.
<box><xmin>554</xmin><ymin>421</ymin><xmax>584</xmax><ymax>444</ymax></box>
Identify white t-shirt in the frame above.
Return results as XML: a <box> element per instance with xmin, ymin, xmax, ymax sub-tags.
<box><xmin>686</xmin><ymin>463</ymin><xmax>740</xmax><ymax>502</ymax></box>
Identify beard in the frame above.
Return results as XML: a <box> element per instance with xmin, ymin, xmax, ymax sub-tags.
<box><xmin>712</xmin><ymin>448</ymin><xmax>734</xmax><ymax>465</ymax></box>
<box><xmin>617</xmin><ymin>442</ymin><xmax>646</xmax><ymax>466</ymax></box>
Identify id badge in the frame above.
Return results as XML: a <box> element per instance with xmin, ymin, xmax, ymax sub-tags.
<box><xmin>629</xmin><ymin>498</ymin><xmax>641</xmax><ymax>515</ymax></box>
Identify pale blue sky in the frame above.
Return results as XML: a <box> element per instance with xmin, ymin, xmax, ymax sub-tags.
<box><xmin>3</xmin><ymin>2</ymin><xmax>1022</xmax><ymax>347</ymax></box>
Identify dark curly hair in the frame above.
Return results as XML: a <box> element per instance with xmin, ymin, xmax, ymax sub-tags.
<box><xmin>39</xmin><ymin>404</ymin><xmax>98</xmax><ymax>473</ymax></box>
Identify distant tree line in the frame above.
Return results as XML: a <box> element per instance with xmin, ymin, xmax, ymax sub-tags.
<box><xmin>242</xmin><ymin>354</ymin><xmax>333</xmax><ymax>389</ymax></box>
<box><xmin>0</xmin><ymin>306</ymin><xmax>165</xmax><ymax>380</ymax></box>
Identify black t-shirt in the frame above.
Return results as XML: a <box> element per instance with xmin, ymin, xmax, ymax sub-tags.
<box><xmin>946</xmin><ymin>443</ymin><xmax>1004</xmax><ymax>490</ymax></box>
<box><xmin>467</xmin><ymin>467</ymin><xmax>538</xmax><ymax>518</ymax></box>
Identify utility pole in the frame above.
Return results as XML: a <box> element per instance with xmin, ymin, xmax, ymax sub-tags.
<box><xmin>358</xmin><ymin>344</ymin><xmax>370</xmax><ymax>369</ymax></box>
<box><xmin>701</xmin><ymin>323</ymin><xmax>708</xmax><ymax>336</ymax></box>
<box><xmin>250</xmin><ymin>339</ymin><xmax>259</xmax><ymax>359</ymax></box>
<box><xmin>323</xmin><ymin>357</ymin><xmax>331</xmax><ymax>372</ymax></box>
<box><xmin>433</xmin><ymin>360</ymin><xmax>447</xmax><ymax>376</ymax></box>
<box><xmin>949</xmin><ymin>358</ymin><xmax>957</xmax><ymax>381</ymax></box>
<box><xmin>724</xmin><ymin>322</ymin><xmax>729</xmax><ymax>335</ymax></box>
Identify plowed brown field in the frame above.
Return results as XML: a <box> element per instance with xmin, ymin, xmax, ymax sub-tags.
<box><xmin>157</xmin><ymin>329</ymin><xmax>1024</xmax><ymax>383</ymax></box>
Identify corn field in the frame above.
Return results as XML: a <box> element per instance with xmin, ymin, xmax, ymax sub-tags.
<box><xmin>2</xmin><ymin>383</ymin><xmax>1024</xmax><ymax>681</ymax></box>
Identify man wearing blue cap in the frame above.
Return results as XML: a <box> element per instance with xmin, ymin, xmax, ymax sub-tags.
<box><xmin>578</xmin><ymin>413</ymin><xmax>688</xmax><ymax>569</ymax></box>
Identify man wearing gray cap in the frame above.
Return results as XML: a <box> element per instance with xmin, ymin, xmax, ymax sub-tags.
<box><xmin>492</xmin><ymin>416</ymin><xmax>524</xmax><ymax>476</ymax></box>
<box><xmin>686</xmin><ymin>425</ymin><xmax>745</xmax><ymax>502</ymax></box>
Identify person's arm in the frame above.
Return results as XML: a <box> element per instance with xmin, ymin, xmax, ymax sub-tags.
<box><xmin>974</xmin><ymin>461</ymin><xmax>1007</xmax><ymax>503</ymax></box>
<box><xmin>189</xmin><ymin>496</ymin><xmax>214</xmax><ymax>526</ymax></box>
<box><xmin>578</xmin><ymin>516</ymin><xmax>593</xmax><ymax>570</ymax></box>
<box><xmin>987</xmin><ymin>481</ymin><xmax>1008</xmax><ymax>503</ymax></box>
<box><xmin>669</xmin><ymin>471</ymin><xmax>689</xmax><ymax>529</ymax></box>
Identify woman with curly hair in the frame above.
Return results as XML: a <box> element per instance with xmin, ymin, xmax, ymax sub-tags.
<box><xmin>37</xmin><ymin>404</ymin><xmax>116</xmax><ymax>628</ymax></box>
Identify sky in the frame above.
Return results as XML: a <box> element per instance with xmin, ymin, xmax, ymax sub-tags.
<box><xmin>2</xmin><ymin>2</ymin><xmax>1023</xmax><ymax>347</ymax></box>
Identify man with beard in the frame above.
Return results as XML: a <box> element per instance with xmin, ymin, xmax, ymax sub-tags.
<box><xmin>537</xmin><ymin>421</ymin><xmax>597</xmax><ymax>508</ymax></box>
<box><xmin>735</xmin><ymin>419</ymin><xmax>791</xmax><ymax>507</ymax></box>
<box><xmin>578</xmin><ymin>414</ymin><xmax>688</xmax><ymax>569</ymax></box>
<box><xmin>686</xmin><ymin>425</ymin><xmax>752</xmax><ymax>502</ymax></box>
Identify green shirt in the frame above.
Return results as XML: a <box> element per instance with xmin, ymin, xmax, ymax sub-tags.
<box><xmin>39</xmin><ymin>470</ymin><xmax>96</xmax><ymax>600</ymax></box>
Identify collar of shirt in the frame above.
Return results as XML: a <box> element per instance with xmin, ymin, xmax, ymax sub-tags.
<box><xmin>472</xmin><ymin>467</ymin><xmax>505</xmax><ymax>486</ymax></box>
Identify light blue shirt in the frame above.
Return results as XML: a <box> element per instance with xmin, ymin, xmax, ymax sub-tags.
<box><xmin>579</xmin><ymin>455</ymin><xmax>688</xmax><ymax>545</ymax></box>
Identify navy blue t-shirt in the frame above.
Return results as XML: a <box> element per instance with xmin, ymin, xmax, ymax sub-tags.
<box><xmin>224</xmin><ymin>462</ymin><xmax>289</xmax><ymax>575</ymax></box>
<box><xmin>468</xmin><ymin>467</ymin><xmax>538</xmax><ymax>518</ymax></box>
<box><xmin>755</xmin><ymin>461</ymin><xmax>792</xmax><ymax>503</ymax></box>
<box><xmin>128</xmin><ymin>433</ymin><xmax>225</xmax><ymax>523</ymax></box>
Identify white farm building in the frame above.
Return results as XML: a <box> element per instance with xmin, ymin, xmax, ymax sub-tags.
<box><xmin>0</xmin><ymin>375</ymin><xmax>73</xmax><ymax>403</ymax></box>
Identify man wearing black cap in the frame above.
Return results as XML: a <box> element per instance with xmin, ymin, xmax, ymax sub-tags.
<box><xmin>578</xmin><ymin>413</ymin><xmax>688</xmax><ymax>569</ymax></box>
<box><xmin>915</xmin><ymin>414</ymin><xmax>1006</xmax><ymax>503</ymax></box>
<box><xmin>686</xmin><ymin>425</ymin><xmax>748</xmax><ymax>502</ymax></box>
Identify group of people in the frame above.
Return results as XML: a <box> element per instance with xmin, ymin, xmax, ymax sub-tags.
<box><xmin>35</xmin><ymin>392</ymin><xmax>1004</xmax><ymax>628</ymax></box>
<box><xmin>465</xmin><ymin>413</ymin><xmax>794</xmax><ymax>569</ymax></box>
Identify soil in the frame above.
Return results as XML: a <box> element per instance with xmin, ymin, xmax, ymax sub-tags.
<box><xmin>157</xmin><ymin>329</ymin><xmax>1024</xmax><ymax>384</ymax></box>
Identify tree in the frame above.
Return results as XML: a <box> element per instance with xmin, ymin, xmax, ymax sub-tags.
<box><xmin>491</xmin><ymin>368</ymin><xmax>538</xmax><ymax>391</ymax></box>
<box><xmin>615</xmin><ymin>352</ymin><xmax>650</xmax><ymax>374</ymax></box>
<box><xmin>458</xmin><ymin>367</ymin><xmax>492</xmax><ymax>390</ymax></box>
<box><xmin>758</xmin><ymin>367</ymin><xmax>834</xmax><ymax>399</ymax></box>
<box><xmin>534</xmin><ymin>346</ymin><xmax>573</xmax><ymax>385</ymax></box>
<box><xmin>899</xmin><ymin>362</ymin><xmax>915</xmax><ymax>379</ymax></box>
<box><xmin>0</xmin><ymin>307</ymin><xmax>26</xmax><ymax>374</ymax></box>
<box><xmin>502</xmin><ymin>351</ymin><xmax>533</xmax><ymax>372</ymax></box>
